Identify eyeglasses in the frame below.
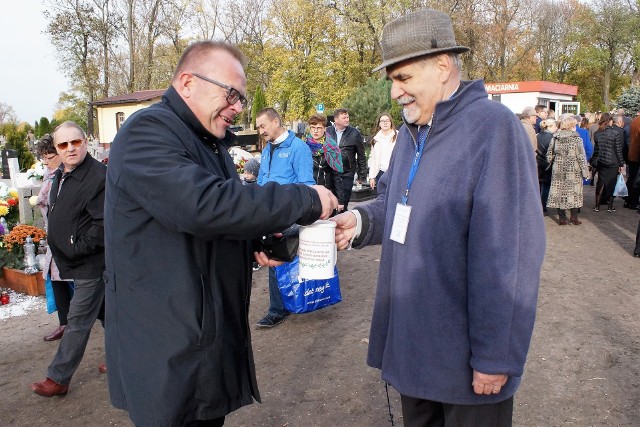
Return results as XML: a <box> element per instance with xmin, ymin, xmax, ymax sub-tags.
<box><xmin>192</xmin><ymin>72</ymin><xmax>248</xmax><ymax>109</ymax></box>
<box><xmin>55</xmin><ymin>139</ymin><xmax>84</xmax><ymax>150</ymax></box>
<box><xmin>309</xmin><ymin>126</ymin><xmax>325</xmax><ymax>132</ymax></box>
<box><xmin>41</xmin><ymin>154</ymin><xmax>58</xmax><ymax>163</ymax></box>
<box><xmin>379</xmin><ymin>119</ymin><xmax>391</xmax><ymax>124</ymax></box>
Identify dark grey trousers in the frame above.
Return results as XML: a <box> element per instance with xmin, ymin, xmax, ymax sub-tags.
<box><xmin>48</xmin><ymin>277</ymin><xmax>105</xmax><ymax>385</ymax></box>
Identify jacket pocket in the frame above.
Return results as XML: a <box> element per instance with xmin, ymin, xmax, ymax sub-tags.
<box><xmin>197</xmin><ymin>275</ymin><xmax>216</xmax><ymax>347</ymax></box>
<box><xmin>342</xmin><ymin>152</ymin><xmax>352</xmax><ymax>171</ymax></box>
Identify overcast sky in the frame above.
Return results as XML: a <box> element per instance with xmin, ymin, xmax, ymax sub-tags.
<box><xmin>0</xmin><ymin>0</ymin><xmax>69</xmax><ymax>124</ymax></box>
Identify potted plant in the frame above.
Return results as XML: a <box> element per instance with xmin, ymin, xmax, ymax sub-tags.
<box><xmin>0</xmin><ymin>224</ymin><xmax>47</xmax><ymax>296</ymax></box>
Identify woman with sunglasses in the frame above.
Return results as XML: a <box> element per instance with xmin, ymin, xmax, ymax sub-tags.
<box><xmin>304</xmin><ymin>113</ymin><xmax>345</xmax><ymax>210</ymax></box>
<box><xmin>34</xmin><ymin>135</ymin><xmax>73</xmax><ymax>342</ymax></box>
<box><xmin>368</xmin><ymin>112</ymin><xmax>398</xmax><ymax>192</ymax></box>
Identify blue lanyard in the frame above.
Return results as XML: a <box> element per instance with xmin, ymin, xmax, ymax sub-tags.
<box><xmin>401</xmin><ymin>125</ymin><xmax>430</xmax><ymax>205</ymax></box>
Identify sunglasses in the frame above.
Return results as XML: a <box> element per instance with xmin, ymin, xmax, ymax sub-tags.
<box><xmin>192</xmin><ymin>72</ymin><xmax>248</xmax><ymax>109</ymax></box>
<box><xmin>56</xmin><ymin>138</ymin><xmax>84</xmax><ymax>150</ymax></box>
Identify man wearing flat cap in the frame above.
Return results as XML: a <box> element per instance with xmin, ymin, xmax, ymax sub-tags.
<box><xmin>332</xmin><ymin>8</ymin><xmax>545</xmax><ymax>426</ymax></box>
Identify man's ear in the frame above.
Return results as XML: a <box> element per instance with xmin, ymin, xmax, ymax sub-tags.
<box><xmin>436</xmin><ymin>54</ymin><xmax>453</xmax><ymax>83</ymax></box>
<box><xmin>175</xmin><ymin>72</ymin><xmax>194</xmax><ymax>98</ymax></box>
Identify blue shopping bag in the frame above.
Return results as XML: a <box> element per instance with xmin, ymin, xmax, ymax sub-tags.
<box><xmin>275</xmin><ymin>256</ymin><xmax>341</xmax><ymax>314</ymax></box>
<box><xmin>44</xmin><ymin>275</ymin><xmax>57</xmax><ymax>314</ymax></box>
<box><xmin>45</xmin><ymin>275</ymin><xmax>75</xmax><ymax>314</ymax></box>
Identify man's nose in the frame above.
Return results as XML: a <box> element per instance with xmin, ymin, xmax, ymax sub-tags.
<box><xmin>390</xmin><ymin>83</ymin><xmax>403</xmax><ymax>100</ymax></box>
<box><xmin>231</xmin><ymin>99</ymin><xmax>244</xmax><ymax>113</ymax></box>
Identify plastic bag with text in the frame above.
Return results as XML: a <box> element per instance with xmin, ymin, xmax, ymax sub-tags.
<box><xmin>275</xmin><ymin>256</ymin><xmax>341</xmax><ymax>314</ymax></box>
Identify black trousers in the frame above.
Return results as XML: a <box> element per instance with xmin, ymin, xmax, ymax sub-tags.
<box><xmin>185</xmin><ymin>417</ymin><xmax>224</xmax><ymax>427</ymax></box>
<box><xmin>635</xmin><ymin>218</ymin><xmax>640</xmax><ymax>256</ymax></box>
<box><xmin>626</xmin><ymin>162</ymin><xmax>639</xmax><ymax>206</ymax></box>
<box><xmin>51</xmin><ymin>280</ymin><xmax>73</xmax><ymax>325</ymax></box>
<box><xmin>339</xmin><ymin>172</ymin><xmax>356</xmax><ymax>209</ymax></box>
<box><xmin>400</xmin><ymin>394</ymin><xmax>513</xmax><ymax>427</ymax></box>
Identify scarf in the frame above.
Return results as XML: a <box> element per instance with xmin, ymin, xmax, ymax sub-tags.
<box><xmin>36</xmin><ymin>167</ymin><xmax>58</xmax><ymax>210</ymax></box>
<box><xmin>305</xmin><ymin>133</ymin><xmax>343</xmax><ymax>173</ymax></box>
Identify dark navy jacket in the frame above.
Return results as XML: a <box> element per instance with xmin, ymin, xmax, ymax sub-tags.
<box><xmin>104</xmin><ymin>86</ymin><xmax>321</xmax><ymax>425</ymax></box>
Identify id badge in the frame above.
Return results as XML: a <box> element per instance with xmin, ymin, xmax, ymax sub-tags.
<box><xmin>390</xmin><ymin>203</ymin><xmax>412</xmax><ymax>244</ymax></box>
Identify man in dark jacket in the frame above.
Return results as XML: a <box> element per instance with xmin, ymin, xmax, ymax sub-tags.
<box><xmin>104</xmin><ymin>41</ymin><xmax>337</xmax><ymax>426</ymax></box>
<box><xmin>332</xmin><ymin>9</ymin><xmax>544</xmax><ymax>426</ymax></box>
<box><xmin>30</xmin><ymin>121</ymin><xmax>107</xmax><ymax>397</ymax></box>
<box><xmin>327</xmin><ymin>108</ymin><xmax>366</xmax><ymax>210</ymax></box>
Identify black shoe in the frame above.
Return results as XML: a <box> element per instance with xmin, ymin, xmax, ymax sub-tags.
<box><xmin>252</xmin><ymin>262</ymin><xmax>261</xmax><ymax>272</ymax></box>
<box><xmin>607</xmin><ymin>207</ymin><xmax>616</xmax><ymax>213</ymax></box>
<box><xmin>256</xmin><ymin>313</ymin><xmax>289</xmax><ymax>328</ymax></box>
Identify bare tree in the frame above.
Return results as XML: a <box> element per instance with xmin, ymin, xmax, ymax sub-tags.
<box><xmin>45</xmin><ymin>0</ymin><xmax>101</xmax><ymax>103</ymax></box>
<box><xmin>0</xmin><ymin>103</ymin><xmax>18</xmax><ymax>125</ymax></box>
<box><xmin>474</xmin><ymin>0</ymin><xmax>538</xmax><ymax>82</ymax></box>
<box><xmin>89</xmin><ymin>0</ymin><xmax>122</xmax><ymax>97</ymax></box>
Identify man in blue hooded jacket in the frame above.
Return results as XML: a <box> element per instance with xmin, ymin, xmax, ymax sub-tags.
<box><xmin>332</xmin><ymin>9</ymin><xmax>545</xmax><ymax>426</ymax></box>
<box><xmin>256</xmin><ymin>107</ymin><xmax>315</xmax><ymax>327</ymax></box>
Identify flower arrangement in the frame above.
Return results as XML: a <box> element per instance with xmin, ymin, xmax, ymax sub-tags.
<box><xmin>0</xmin><ymin>224</ymin><xmax>47</xmax><ymax>271</ymax></box>
<box><xmin>0</xmin><ymin>183</ymin><xmax>20</xmax><ymax>228</ymax></box>
<box><xmin>26</xmin><ymin>161</ymin><xmax>45</xmax><ymax>181</ymax></box>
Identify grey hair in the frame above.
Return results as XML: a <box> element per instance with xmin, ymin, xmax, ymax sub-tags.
<box><xmin>558</xmin><ymin>113</ymin><xmax>577</xmax><ymax>130</ymax></box>
<box><xmin>418</xmin><ymin>52</ymin><xmax>462</xmax><ymax>73</ymax></box>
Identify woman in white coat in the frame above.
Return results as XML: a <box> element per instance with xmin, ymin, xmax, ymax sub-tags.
<box><xmin>368</xmin><ymin>112</ymin><xmax>398</xmax><ymax>192</ymax></box>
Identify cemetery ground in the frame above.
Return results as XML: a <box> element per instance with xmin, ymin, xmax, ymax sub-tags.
<box><xmin>1</xmin><ymin>190</ymin><xmax>639</xmax><ymax>426</ymax></box>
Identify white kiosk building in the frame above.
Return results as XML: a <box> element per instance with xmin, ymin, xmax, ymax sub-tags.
<box><xmin>484</xmin><ymin>81</ymin><xmax>580</xmax><ymax>116</ymax></box>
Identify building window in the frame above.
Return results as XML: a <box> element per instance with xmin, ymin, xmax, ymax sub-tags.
<box><xmin>116</xmin><ymin>112</ymin><xmax>125</xmax><ymax>131</ymax></box>
<box><xmin>492</xmin><ymin>94</ymin><xmax>501</xmax><ymax>102</ymax></box>
<box><xmin>537</xmin><ymin>98</ymin><xmax>550</xmax><ymax>107</ymax></box>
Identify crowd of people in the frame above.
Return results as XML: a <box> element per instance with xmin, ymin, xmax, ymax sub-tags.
<box><xmin>20</xmin><ymin>7</ymin><xmax>640</xmax><ymax>427</ymax></box>
<box><xmin>528</xmin><ymin>102</ymin><xmax>640</xmax><ymax>255</ymax></box>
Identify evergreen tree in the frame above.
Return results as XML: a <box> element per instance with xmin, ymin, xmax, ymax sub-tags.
<box><xmin>343</xmin><ymin>77</ymin><xmax>401</xmax><ymax>136</ymax></box>
<box><xmin>252</xmin><ymin>86</ymin><xmax>267</xmax><ymax>129</ymax></box>
<box><xmin>615</xmin><ymin>86</ymin><xmax>640</xmax><ymax>115</ymax></box>
<box><xmin>37</xmin><ymin>117</ymin><xmax>52</xmax><ymax>137</ymax></box>
<box><xmin>5</xmin><ymin>128</ymin><xmax>35</xmax><ymax>171</ymax></box>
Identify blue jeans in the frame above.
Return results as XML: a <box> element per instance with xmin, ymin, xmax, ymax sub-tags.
<box><xmin>268</xmin><ymin>267</ymin><xmax>286</xmax><ymax>317</ymax></box>
<box><xmin>48</xmin><ymin>277</ymin><xmax>105</xmax><ymax>385</ymax></box>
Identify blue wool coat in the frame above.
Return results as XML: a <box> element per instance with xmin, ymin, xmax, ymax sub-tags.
<box><xmin>355</xmin><ymin>79</ymin><xmax>545</xmax><ymax>404</ymax></box>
